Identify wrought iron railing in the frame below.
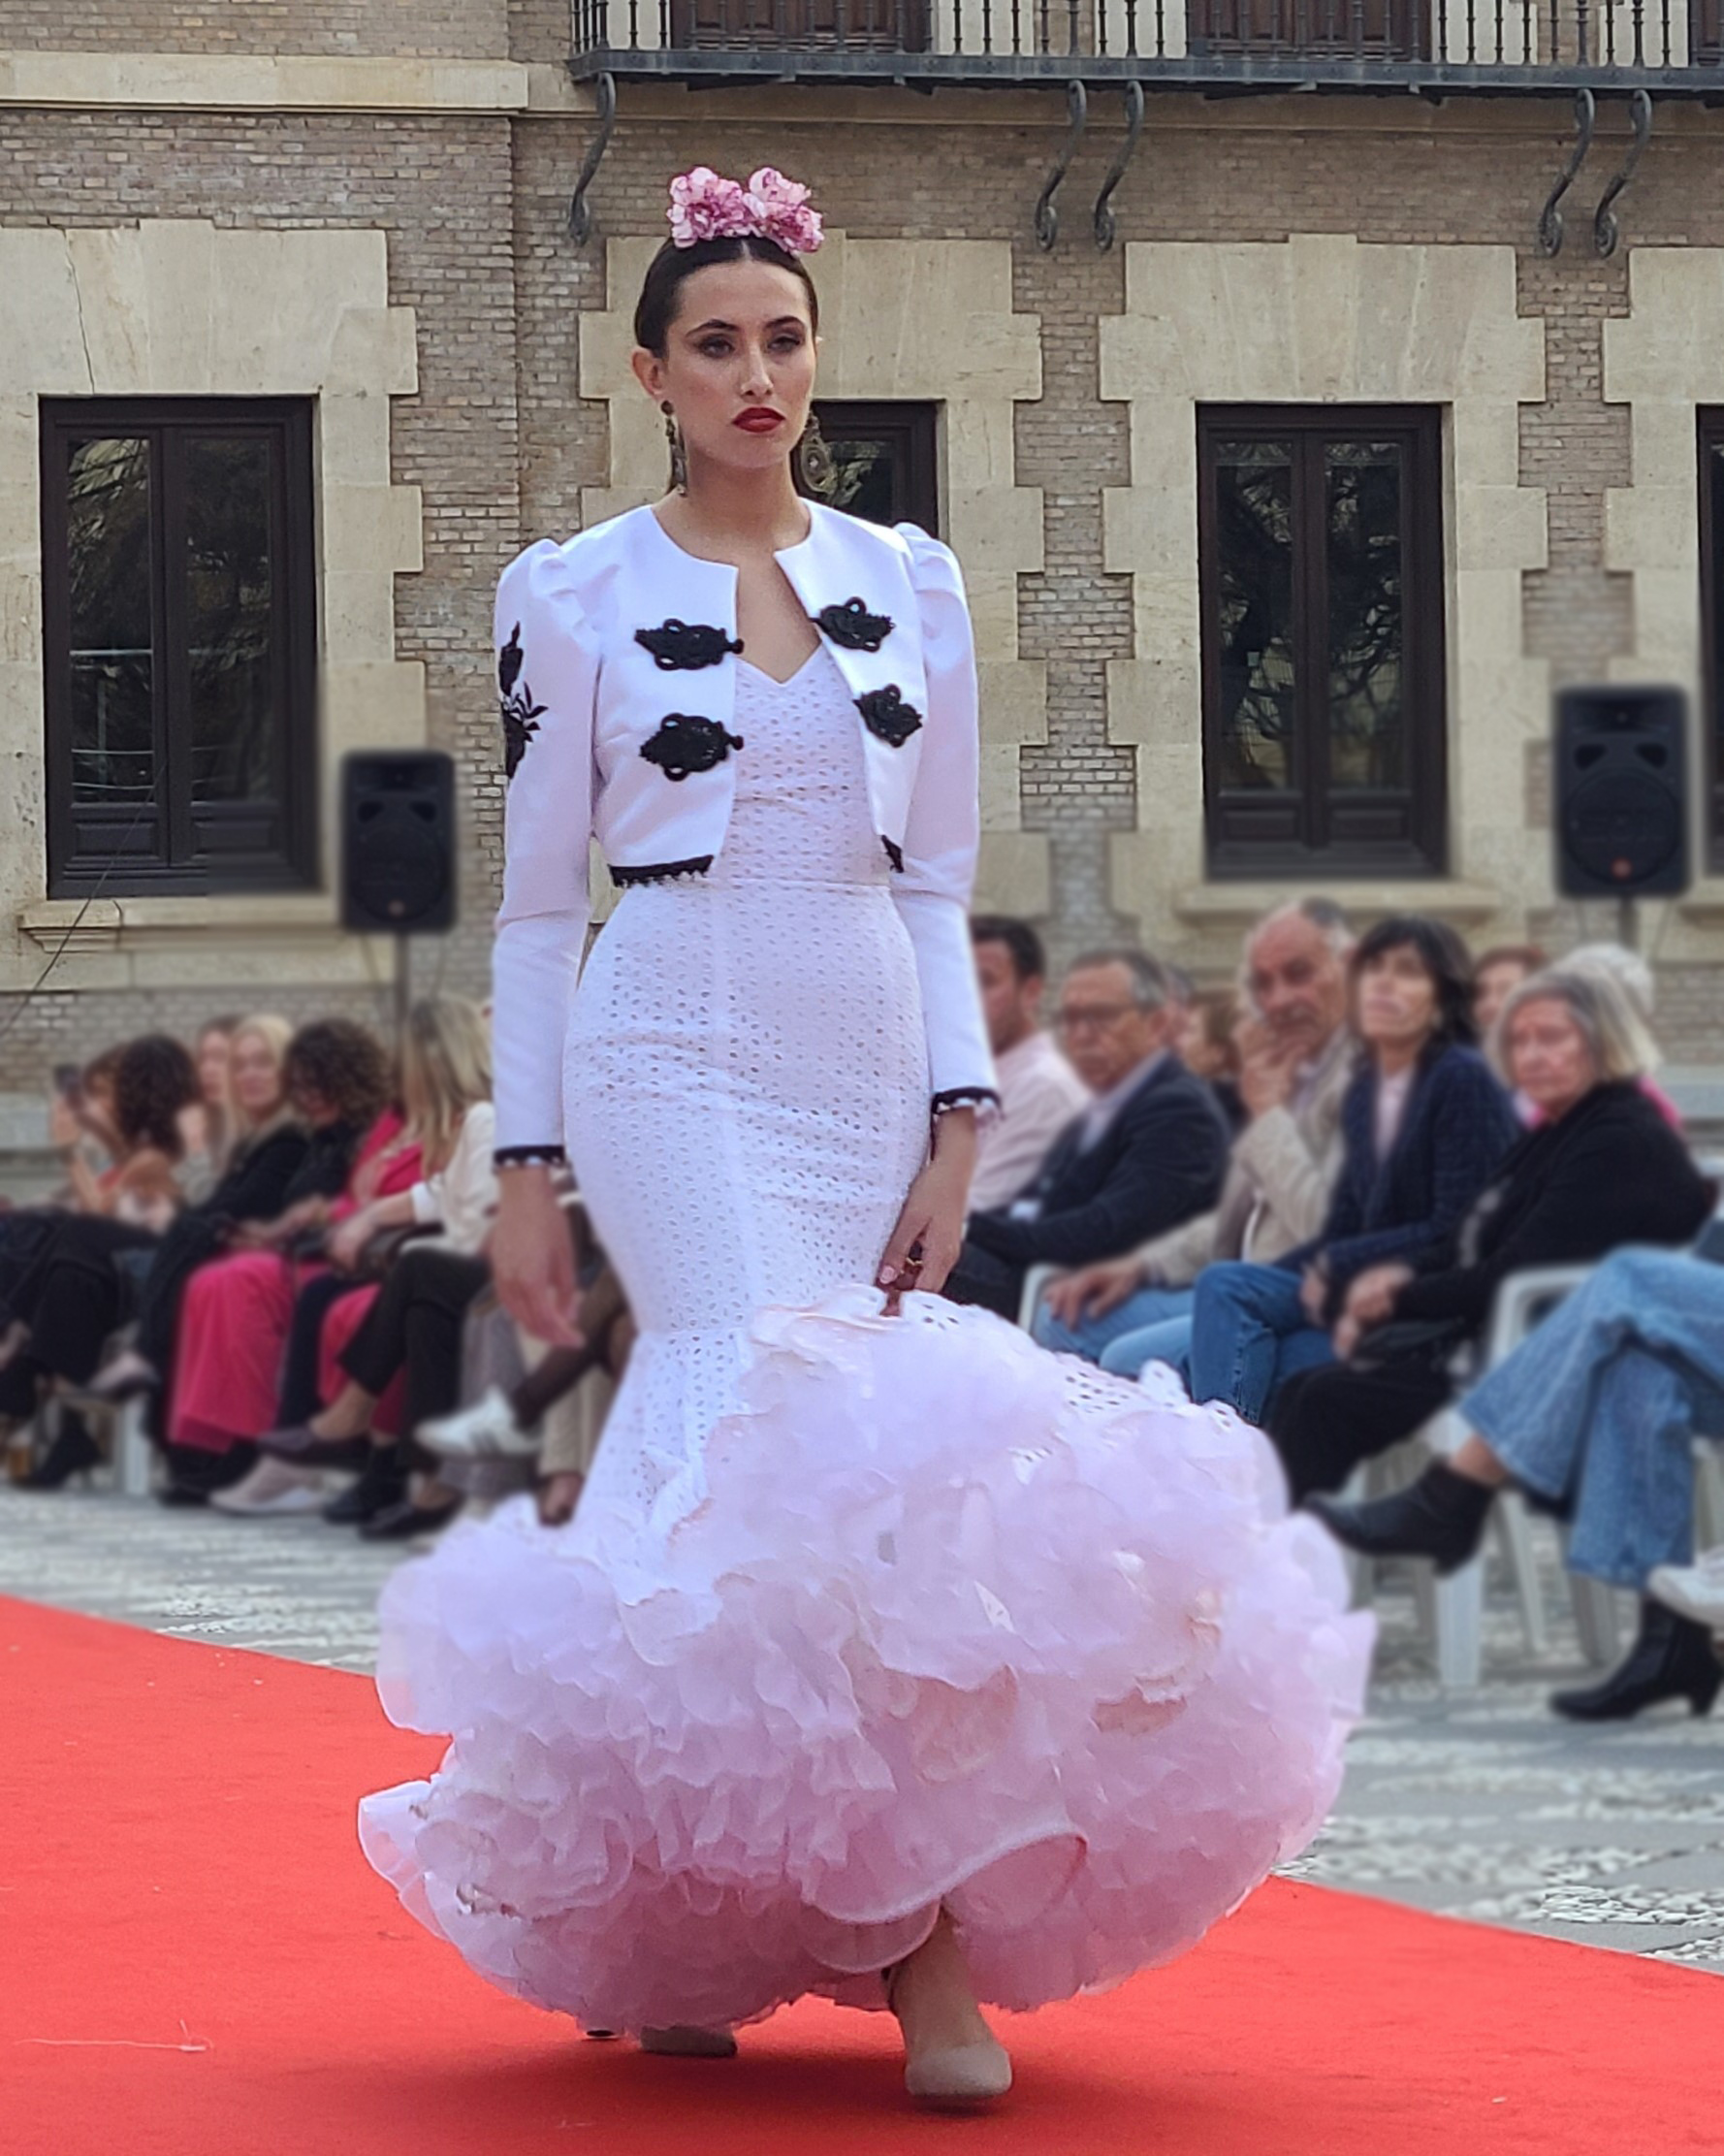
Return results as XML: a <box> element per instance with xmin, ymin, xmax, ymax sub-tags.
<box><xmin>570</xmin><ymin>0</ymin><xmax>1724</xmax><ymax>80</ymax></box>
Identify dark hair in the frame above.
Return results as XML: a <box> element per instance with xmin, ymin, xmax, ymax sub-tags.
<box><xmin>282</xmin><ymin>1018</ymin><xmax>392</xmax><ymax>1130</ymax></box>
<box><xmin>1067</xmin><ymin>948</ymin><xmax>1171</xmax><ymax>1013</ymax></box>
<box><xmin>633</xmin><ymin>234</ymin><xmax>820</xmax><ymax>358</ymax></box>
<box><xmin>971</xmin><ymin>915</ymin><xmax>1045</xmax><ymax>983</ymax></box>
<box><xmin>112</xmin><ymin>1034</ymin><xmax>199</xmax><ymax>1158</ymax></box>
<box><xmin>1352</xmin><ymin>915</ymin><xmax>1479</xmax><ymax>1049</ymax></box>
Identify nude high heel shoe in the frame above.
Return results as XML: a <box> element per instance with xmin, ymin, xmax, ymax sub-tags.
<box><xmin>885</xmin><ymin>1915</ymin><xmax>1012</xmax><ymax>2109</ymax></box>
<box><xmin>638</xmin><ymin>2025</ymin><xmax>738</xmax><ymax>2058</ymax></box>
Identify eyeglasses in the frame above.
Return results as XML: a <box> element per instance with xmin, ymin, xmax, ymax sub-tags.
<box><xmin>1054</xmin><ymin>1001</ymin><xmax>1139</xmax><ymax>1036</ymax></box>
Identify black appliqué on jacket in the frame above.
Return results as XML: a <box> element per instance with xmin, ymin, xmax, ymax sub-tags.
<box><xmin>815</xmin><ymin>597</ymin><xmax>894</xmax><ymax>653</ymax></box>
<box><xmin>610</xmin><ymin>855</ymin><xmax>715</xmax><ymax>887</ymax></box>
<box><xmin>856</xmin><ymin>685</ymin><xmax>922</xmax><ymax>749</ymax></box>
<box><xmin>881</xmin><ymin>836</ymin><xmax>906</xmax><ymax>874</ymax></box>
<box><xmin>639</xmin><ymin>714</ymin><xmax>745</xmax><ymax>783</ymax></box>
<box><xmin>635</xmin><ymin>620</ymin><xmax>745</xmax><ymax>671</ymax></box>
<box><xmin>497</xmin><ymin>623</ymin><xmax>547</xmax><ymax>780</ymax></box>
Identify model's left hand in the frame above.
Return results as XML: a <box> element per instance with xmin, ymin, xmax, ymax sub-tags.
<box><xmin>878</xmin><ymin>1110</ymin><xmax>976</xmax><ymax>1303</ymax></box>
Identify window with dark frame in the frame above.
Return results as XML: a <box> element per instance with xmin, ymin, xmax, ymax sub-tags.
<box><xmin>1698</xmin><ymin>411</ymin><xmax>1724</xmax><ymax>863</ymax></box>
<box><xmin>1197</xmin><ymin>404</ymin><xmax>1447</xmax><ymax>877</ymax></box>
<box><xmin>39</xmin><ymin>398</ymin><xmax>317</xmax><ymax>898</ymax></box>
<box><xmin>804</xmin><ymin>401</ymin><xmax>940</xmax><ymax>536</ymax></box>
<box><xmin>1186</xmin><ymin>0</ymin><xmax>1424</xmax><ymax>55</ymax></box>
<box><xmin>669</xmin><ymin>0</ymin><xmax>932</xmax><ymax>50</ymax></box>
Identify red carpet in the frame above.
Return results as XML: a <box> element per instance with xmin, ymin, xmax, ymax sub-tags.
<box><xmin>4</xmin><ymin>1594</ymin><xmax>1716</xmax><ymax>2155</ymax></box>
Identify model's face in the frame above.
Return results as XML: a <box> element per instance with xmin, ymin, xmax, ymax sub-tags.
<box><xmin>1245</xmin><ymin>917</ymin><xmax>1351</xmax><ymax>1055</ymax></box>
<box><xmin>231</xmin><ymin>1033</ymin><xmax>284</xmax><ymax>1120</ymax></box>
<box><xmin>1356</xmin><ymin>943</ymin><xmax>1441</xmax><ymax>1055</ymax></box>
<box><xmin>1054</xmin><ymin>963</ymin><xmax>1171</xmax><ymax>1093</ymax></box>
<box><xmin>1474</xmin><ymin>958</ymin><xmax>1534</xmax><ymax>1037</ymax></box>
<box><xmin>197</xmin><ymin>1028</ymin><xmax>232</xmax><ymax>1106</ymax></box>
<box><xmin>1507</xmin><ymin>998</ymin><xmax>1595</xmax><ymax>1120</ymax></box>
<box><xmin>632</xmin><ymin>258</ymin><xmax>817</xmax><ymax>486</ymax></box>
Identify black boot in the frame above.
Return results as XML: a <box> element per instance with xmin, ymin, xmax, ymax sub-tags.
<box><xmin>1550</xmin><ymin>1599</ymin><xmax>1723</xmax><ymax>1722</ymax></box>
<box><xmin>323</xmin><ymin>1442</ymin><xmax>407</xmax><ymax>1526</ymax></box>
<box><xmin>1306</xmin><ymin>1462</ymin><xmax>1496</xmax><ymax>1575</ymax></box>
<box><xmin>20</xmin><ymin>1411</ymin><xmax>101</xmax><ymax>1491</ymax></box>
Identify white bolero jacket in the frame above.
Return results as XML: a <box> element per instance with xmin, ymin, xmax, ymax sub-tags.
<box><xmin>491</xmin><ymin>499</ymin><xmax>999</xmax><ymax>1159</ymax></box>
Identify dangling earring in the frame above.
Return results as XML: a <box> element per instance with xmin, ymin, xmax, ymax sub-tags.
<box><xmin>661</xmin><ymin>402</ymin><xmax>688</xmax><ymax>497</ymax></box>
<box><xmin>796</xmin><ymin>410</ymin><xmax>836</xmax><ymax>497</ymax></box>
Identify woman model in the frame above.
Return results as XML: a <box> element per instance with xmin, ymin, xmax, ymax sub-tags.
<box><xmin>362</xmin><ymin>167</ymin><xmax>1370</xmax><ymax>2108</ymax></box>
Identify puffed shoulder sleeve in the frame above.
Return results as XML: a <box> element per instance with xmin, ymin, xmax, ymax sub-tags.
<box><xmin>891</xmin><ymin>524</ymin><xmax>999</xmax><ymax>1117</ymax></box>
<box><xmin>491</xmin><ymin>540</ymin><xmax>597</xmax><ymax>1162</ymax></box>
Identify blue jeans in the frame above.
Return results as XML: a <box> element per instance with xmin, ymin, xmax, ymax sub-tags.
<box><xmin>1033</xmin><ymin>1283</ymin><xmax>1194</xmax><ymax>1375</ymax></box>
<box><xmin>1462</xmin><ymin>1247</ymin><xmax>1724</xmax><ymax>1589</ymax></box>
<box><xmin>1188</xmin><ymin>1260</ymin><xmax>1334</xmax><ymax>1426</ymax></box>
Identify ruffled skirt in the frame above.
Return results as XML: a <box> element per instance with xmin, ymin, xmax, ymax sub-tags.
<box><xmin>360</xmin><ymin>1288</ymin><xmax>1371</xmax><ymax>2034</ymax></box>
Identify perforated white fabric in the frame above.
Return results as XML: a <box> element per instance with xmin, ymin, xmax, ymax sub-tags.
<box><xmin>562</xmin><ymin>649</ymin><xmax>929</xmax><ymax>1541</ymax></box>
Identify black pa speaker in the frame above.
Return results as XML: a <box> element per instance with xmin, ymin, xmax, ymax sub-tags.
<box><xmin>1554</xmin><ymin>686</ymin><xmax>1690</xmax><ymax>899</ymax></box>
<box><xmin>340</xmin><ymin>751</ymin><xmax>456</xmax><ymax>934</ymax></box>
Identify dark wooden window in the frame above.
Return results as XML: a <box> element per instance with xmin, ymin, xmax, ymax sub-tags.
<box><xmin>669</xmin><ymin>0</ymin><xmax>931</xmax><ymax>48</ymax></box>
<box><xmin>1187</xmin><ymin>0</ymin><xmax>1425</xmax><ymax>53</ymax></box>
<box><xmin>1197</xmin><ymin>404</ymin><xmax>1447</xmax><ymax>877</ymax></box>
<box><xmin>1699</xmin><ymin>410</ymin><xmax>1724</xmax><ymax>863</ymax></box>
<box><xmin>40</xmin><ymin>399</ymin><xmax>317</xmax><ymax>897</ymax></box>
<box><xmin>805</xmin><ymin>401</ymin><xmax>940</xmax><ymax>535</ymax></box>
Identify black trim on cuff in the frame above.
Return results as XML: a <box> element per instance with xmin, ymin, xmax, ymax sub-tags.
<box><xmin>931</xmin><ymin>1088</ymin><xmax>1002</xmax><ymax>1115</ymax></box>
<box><xmin>494</xmin><ymin>1144</ymin><xmax>567</xmax><ymax>1170</ymax></box>
<box><xmin>609</xmin><ymin>855</ymin><xmax>715</xmax><ymax>887</ymax></box>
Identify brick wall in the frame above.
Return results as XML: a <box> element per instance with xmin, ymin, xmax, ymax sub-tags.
<box><xmin>0</xmin><ymin>0</ymin><xmax>510</xmax><ymax>58</ymax></box>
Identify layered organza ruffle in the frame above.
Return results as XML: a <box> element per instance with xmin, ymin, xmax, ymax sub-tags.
<box><xmin>360</xmin><ymin>1289</ymin><xmax>1371</xmax><ymax>2035</ymax></box>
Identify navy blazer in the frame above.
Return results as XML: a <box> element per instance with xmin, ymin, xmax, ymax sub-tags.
<box><xmin>966</xmin><ymin>1055</ymin><xmax>1230</xmax><ymax>1272</ymax></box>
<box><xmin>1280</xmin><ymin>1042</ymin><xmax>1519</xmax><ymax>1303</ymax></box>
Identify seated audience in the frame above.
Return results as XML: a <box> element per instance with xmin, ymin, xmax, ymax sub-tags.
<box><xmin>1178</xmin><ymin>986</ymin><xmax>1248</xmax><ymax>1135</ymax></box>
<box><xmin>1037</xmin><ymin>898</ymin><xmax>1353</xmax><ymax>1375</ymax></box>
<box><xmin>942</xmin><ymin>949</ymin><xmax>1229</xmax><ymax>1319</ymax></box>
<box><xmin>1312</xmin><ymin>1239</ymin><xmax>1724</xmax><ymax>1722</ymax></box>
<box><xmin>1187</xmin><ymin>917</ymin><xmax>1518</xmax><ymax>1428</ymax></box>
<box><xmin>177</xmin><ymin>1015</ymin><xmax>242</xmax><ymax>1205</ymax></box>
<box><xmin>1269</xmin><ymin>969</ymin><xmax>1711</xmax><ymax>1502</ymax></box>
<box><xmin>159</xmin><ymin>1008</ymin><xmax>488</xmax><ymax>1503</ymax></box>
<box><xmin>966</xmin><ymin>916</ymin><xmax>1090</xmax><ymax>1213</ymax></box>
<box><xmin>1471</xmin><ymin>944</ymin><xmax>1547</xmax><ymax>1037</ymax></box>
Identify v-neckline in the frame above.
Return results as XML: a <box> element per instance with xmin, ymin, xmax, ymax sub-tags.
<box><xmin>737</xmin><ymin>647</ymin><xmax>827</xmax><ymax>692</ymax></box>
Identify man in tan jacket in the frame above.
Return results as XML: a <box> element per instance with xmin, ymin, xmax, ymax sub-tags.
<box><xmin>1035</xmin><ymin>898</ymin><xmax>1355</xmax><ymax>1378</ymax></box>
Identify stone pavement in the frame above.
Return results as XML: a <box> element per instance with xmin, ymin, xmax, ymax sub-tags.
<box><xmin>4</xmin><ymin>1482</ymin><xmax>1721</xmax><ymax>1976</ymax></box>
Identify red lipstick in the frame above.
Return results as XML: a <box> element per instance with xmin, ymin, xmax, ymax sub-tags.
<box><xmin>734</xmin><ymin>406</ymin><xmax>784</xmax><ymax>434</ymax></box>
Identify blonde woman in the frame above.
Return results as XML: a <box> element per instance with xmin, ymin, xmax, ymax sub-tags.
<box><xmin>229</xmin><ymin>999</ymin><xmax>499</xmax><ymax>1525</ymax></box>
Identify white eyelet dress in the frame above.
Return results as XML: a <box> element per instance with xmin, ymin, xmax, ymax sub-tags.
<box><xmin>360</xmin><ymin>648</ymin><xmax>1372</xmax><ymax>2037</ymax></box>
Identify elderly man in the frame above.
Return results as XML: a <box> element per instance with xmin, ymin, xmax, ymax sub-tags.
<box><xmin>967</xmin><ymin>916</ymin><xmax>1091</xmax><ymax>1213</ymax></box>
<box><xmin>1036</xmin><ymin>899</ymin><xmax>1354</xmax><ymax>1375</ymax></box>
<box><xmin>942</xmin><ymin>949</ymin><xmax>1229</xmax><ymax>1321</ymax></box>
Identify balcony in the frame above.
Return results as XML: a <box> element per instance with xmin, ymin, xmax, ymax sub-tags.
<box><xmin>570</xmin><ymin>0</ymin><xmax>1724</xmax><ymax>88</ymax></box>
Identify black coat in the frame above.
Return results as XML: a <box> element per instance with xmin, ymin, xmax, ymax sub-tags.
<box><xmin>1390</xmin><ymin>1081</ymin><xmax>1714</xmax><ymax>1336</ymax></box>
<box><xmin>965</xmin><ymin>1055</ymin><xmax>1231</xmax><ymax>1273</ymax></box>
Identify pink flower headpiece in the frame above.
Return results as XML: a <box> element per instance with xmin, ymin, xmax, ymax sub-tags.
<box><xmin>667</xmin><ymin>166</ymin><xmax>824</xmax><ymax>258</ymax></box>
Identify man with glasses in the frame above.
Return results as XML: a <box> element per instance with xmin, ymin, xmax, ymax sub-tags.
<box><xmin>942</xmin><ymin>949</ymin><xmax>1229</xmax><ymax>1321</ymax></box>
<box><xmin>1035</xmin><ymin>899</ymin><xmax>1355</xmax><ymax>1377</ymax></box>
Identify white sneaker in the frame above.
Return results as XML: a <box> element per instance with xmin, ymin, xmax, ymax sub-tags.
<box><xmin>210</xmin><ymin>1456</ymin><xmax>329</xmax><ymax>1516</ymax></box>
<box><xmin>415</xmin><ymin>1386</ymin><xmax>538</xmax><ymax>1462</ymax></box>
<box><xmin>1647</xmin><ymin>1545</ymin><xmax>1724</xmax><ymax>1629</ymax></box>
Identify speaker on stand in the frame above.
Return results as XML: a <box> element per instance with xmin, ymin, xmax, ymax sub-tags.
<box><xmin>1553</xmin><ymin>685</ymin><xmax>1690</xmax><ymax>949</ymax></box>
<box><xmin>339</xmin><ymin>751</ymin><xmax>457</xmax><ymax>1040</ymax></box>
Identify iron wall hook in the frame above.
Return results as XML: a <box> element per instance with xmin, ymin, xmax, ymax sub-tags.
<box><xmin>1094</xmin><ymin>80</ymin><xmax>1147</xmax><ymax>253</ymax></box>
<box><xmin>1538</xmin><ymin>86</ymin><xmax>1596</xmax><ymax>258</ymax></box>
<box><xmin>568</xmin><ymin>71</ymin><xmax>619</xmax><ymax>246</ymax></box>
<box><xmin>1595</xmin><ymin>90</ymin><xmax>1653</xmax><ymax>259</ymax></box>
<box><xmin>1035</xmin><ymin>80</ymin><xmax>1090</xmax><ymax>253</ymax></box>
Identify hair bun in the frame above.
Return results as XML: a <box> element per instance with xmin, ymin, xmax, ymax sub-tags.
<box><xmin>667</xmin><ymin>166</ymin><xmax>824</xmax><ymax>256</ymax></box>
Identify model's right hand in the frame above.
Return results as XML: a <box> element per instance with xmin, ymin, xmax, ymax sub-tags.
<box><xmin>493</xmin><ymin>1169</ymin><xmax>585</xmax><ymax>1349</ymax></box>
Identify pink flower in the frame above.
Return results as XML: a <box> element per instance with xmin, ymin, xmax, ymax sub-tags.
<box><xmin>665</xmin><ymin>164</ymin><xmax>824</xmax><ymax>256</ymax></box>
<box><xmin>744</xmin><ymin>167</ymin><xmax>825</xmax><ymax>256</ymax></box>
<box><xmin>667</xmin><ymin>166</ymin><xmax>750</xmax><ymax>248</ymax></box>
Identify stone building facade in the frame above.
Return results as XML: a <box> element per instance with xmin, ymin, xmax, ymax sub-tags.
<box><xmin>5</xmin><ymin>5</ymin><xmax>1724</xmax><ymax>1107</ymax></box>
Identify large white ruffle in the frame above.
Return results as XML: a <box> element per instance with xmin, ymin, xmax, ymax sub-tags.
<box><xmin>361</xmin><ymin>1289</ymin><xmax>1371</xmax><ymax>2035</ymax></box>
